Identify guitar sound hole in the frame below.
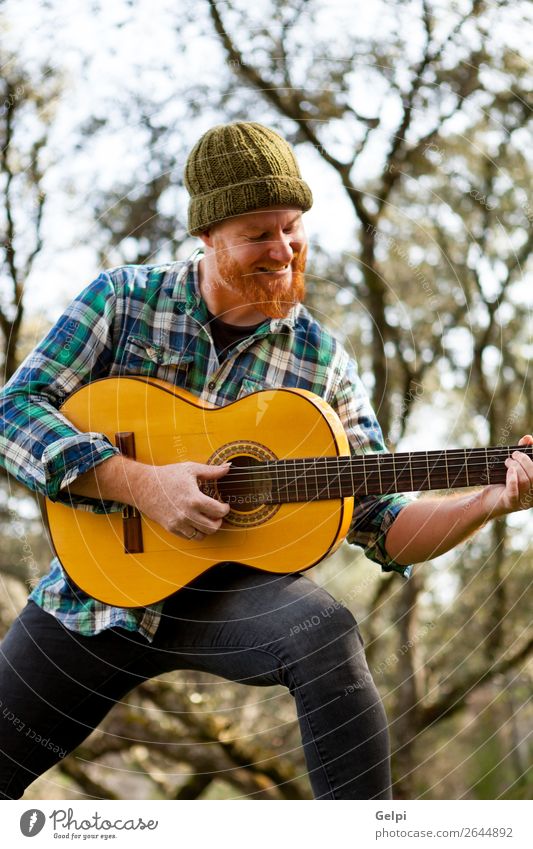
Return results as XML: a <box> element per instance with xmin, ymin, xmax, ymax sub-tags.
<box><xmin>217</xmin><ymin>455</ymin><xmax>273</xmax><ymax>513</ymax></box>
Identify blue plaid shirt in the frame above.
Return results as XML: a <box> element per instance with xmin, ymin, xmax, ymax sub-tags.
<box><xmin>0</xmin><ymin>248</ymin><xmax>414</xmax><ymax>641</ymax></box>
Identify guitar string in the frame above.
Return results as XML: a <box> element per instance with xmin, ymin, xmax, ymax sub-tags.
<box><xmin>222</xmin><ymin>461</ymin><xmax>529</xmax><ymax>478</ymax></box>
<box><xmin>212</xmin><ymin>451</ymin><xmax>528</xmax><ymax>496</ymax></box>
<box><xmin>220</xmin><ymin>446</ymin><xmax>530</xmax><ymax>465</ymax></box>
<box><xmin>219</xmin><ymin>451</ymin><xmax>530</xmax><ymax>480</ymax></box>
<box><xmin>218</xmin><ymin>445</ymin><xmax>530</xmax><ymax>473</ymax></box>
<box><xmin>221</xmin><ymin>467</ymin><xmax>526</xmax><ymax>484</ymax></box>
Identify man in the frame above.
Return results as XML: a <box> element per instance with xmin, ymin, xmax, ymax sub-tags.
<box><xmin>0</xmin><ymin>122</ymin><xmax>531</xmax><ymax>801</ymax></box>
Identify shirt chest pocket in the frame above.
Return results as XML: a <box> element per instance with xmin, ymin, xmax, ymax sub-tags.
<box><xmin>236</xmin><ymin>375</ymin><xmax>277</xmax><ymax>400</ymax></box>
<box><xmin>118</xmin><ymin>336</ymin><xmax>193</xmax><ymax>384</ymax></box>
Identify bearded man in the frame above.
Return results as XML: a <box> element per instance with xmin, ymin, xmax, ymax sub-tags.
<box><xmin>0</xmin><ymin>122</ymin><xmax>531</xmax><ymax>801</ymax></box>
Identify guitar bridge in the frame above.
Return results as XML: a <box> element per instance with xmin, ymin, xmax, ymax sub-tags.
<box><xmin>115</xmin><ymin>431</ymin><xmax>144</xmax><ymax>554</ymax></box>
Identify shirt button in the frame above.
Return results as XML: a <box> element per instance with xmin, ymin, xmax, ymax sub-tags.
<box><xmin>207</xmin><ymin>380</ymin><xmax>216</xmax><ymax>391</ymax></box>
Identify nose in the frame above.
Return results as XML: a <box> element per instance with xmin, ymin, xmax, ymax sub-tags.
<box><xmin>266</xmin><ymin>232</ymin><xmax>295</xmax><ymax>265</ymax></box>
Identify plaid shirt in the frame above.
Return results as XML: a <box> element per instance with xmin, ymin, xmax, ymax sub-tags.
<box><xmin>0</xmin><ymin>248</ymin><xmax>414</xmax><ymax>642</ymax></box>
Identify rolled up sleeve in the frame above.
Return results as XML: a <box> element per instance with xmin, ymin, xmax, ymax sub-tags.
<box><xmin>328</xmin><ymin>353</ymin><xmax>417</xmax><ymax>578</ymax></box>
<box><xmin>0</xmin><ymin>271</ymin><xmax>122</xmax><ymax>512</ymax></box>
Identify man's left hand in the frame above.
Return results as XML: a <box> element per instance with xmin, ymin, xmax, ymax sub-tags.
<box><xmin>479</xmin><ymin>434</ymin><xmax>533</xmax><ymax>519</ymax></box>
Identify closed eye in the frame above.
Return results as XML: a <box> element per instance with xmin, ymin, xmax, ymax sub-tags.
<box><xmin>246</xmin><ymin>226</ymin><xmax>297</xmax><ymax>241</ymax></box>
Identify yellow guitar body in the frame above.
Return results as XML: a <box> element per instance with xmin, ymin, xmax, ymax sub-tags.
<box><xmin>45</xmin><ymin>377</ymin><xmax>354</xmax><ymax>607</ymax></box>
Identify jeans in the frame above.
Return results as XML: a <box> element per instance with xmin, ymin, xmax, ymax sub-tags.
<box><xmin>0</xmin><ymin>563</ymin><xmax>392</xmax><ymax>799</ymax></box>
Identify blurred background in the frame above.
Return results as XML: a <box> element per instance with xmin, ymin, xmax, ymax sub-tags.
<box><xmin>0</xmin><ymin>0</ymin><xmax>531</xmax><ymax>800</ymax></box>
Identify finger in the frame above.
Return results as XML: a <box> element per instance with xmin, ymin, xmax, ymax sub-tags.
<box><xmin>505</xmin><ymin>459</ymin><xmax>531</xmax><ymax>508</ymax></box>
<box><xmin>195</xmin><ymin>491</ymin><xmax>231</xmax><ymax>518</ymax></box>
<box><xmin>191</xmin><ymin>513</ymin><xmax>224</xmax><ymax>535</ymax></box>
<box><xmin>510</xmin><ymin>452</ymin><xmax>533</xmax><ymax>508</ymax></box>
<box><xmin>504</xmin><ymin>460</ymin><xmax>519</xmax><ymax>497</ymax></box>
<box><xmin>193</xmin><ymin>462</ymin><xmax>232</xmax><ymax>479</ymax></box>
<box><xmin>183</xmin><ymin>503</ymin><xmax>227</xmax><ymax>533</ymax></box>
<box><xmin>180</xmin><ymin>527</ymin><xmax>205</xmax><ymax>542</ymax></box>
<box><xmin>518</xmin><ymin>434</ymin><xmax>533</xmax><ymax>445</ymax></box>
<box><xmin>510</xmin><ymin>450</ymin><xmax>533</xmax><ymax>481</ymax></box>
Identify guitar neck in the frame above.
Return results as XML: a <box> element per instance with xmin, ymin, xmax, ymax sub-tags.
<box><xmin>221</xmin><ymin>444</ymin><xmax>533</xmax><ymax>505</ymax></box>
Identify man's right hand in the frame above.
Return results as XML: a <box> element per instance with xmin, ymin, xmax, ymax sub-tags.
<box><xmin>66</xmin><ymin>455</ymin><xmax>232</xmax><ymax>542</ymax></box>
<box><xmin>134</xmin><ymin>461</ymin><xmax>232</xmax><ymax>541</ymax></box>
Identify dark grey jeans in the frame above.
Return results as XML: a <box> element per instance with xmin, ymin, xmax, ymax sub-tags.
<box><xmin>0</xmin><ymin>563</ymin><xmax>392</xmax><ymax>799</ymax></box>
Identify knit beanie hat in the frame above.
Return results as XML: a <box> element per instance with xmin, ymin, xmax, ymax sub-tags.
<box><xmin>184</xmin><ymin>122</ymin><xmax>313</xmax><ymax>235</ymax></box>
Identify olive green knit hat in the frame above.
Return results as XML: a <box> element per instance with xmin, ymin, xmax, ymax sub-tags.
<box><xmin>184</xmin><ymin>122</ymin><xmax>313</xmax><ymax>235</ymax></box>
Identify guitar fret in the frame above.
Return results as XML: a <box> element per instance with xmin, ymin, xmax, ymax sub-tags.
<box><xmin>464</xmin><ymin>449</ymin><xmax>470</xmax><ymax>486</ymax></box>
<box><xmin>274</xmin><ymin>459</ymin><xmax>280</xmax><ymax>499</ymax></box>
<box><xmin>314</xmin><ymin>457</ymin><xmax>319</xmax><ymax>500</ymax></box>
<box><xmin>303</xmin><ymin>458</ymin><xmax>309</xmax><ymax>501</ymax></box>
<box><xmin>283</xmin><ymin>460</ymin><xmax>289</xmax><ymax>497</ymax></box>
<box><xmin>426</xmin><ymin>450</ymin><xmax>431</xmax><ymax>489</ymax></box>
<box><xmin>362</xmin><ymin>453</ymin><xmax>368</xmax><ymax>495</ymax></box>
<box><xmin>391</xmin><ymin>453</ymin><xmax>397</xmax><ymax>494</ymax></box>
<box><xmin>409</xmin><ymin>452</ymin><xmax>414</xmax><ymax>491</ymax></box>
<box><xmin>376</xmin><ymin>455</ymin><xmax>383</xmax><ymax>494</ymax></box>
<box><xmin>445</xmin><ymin>452</ymin><xmax>450</xmax><ymax>489</ymax></box>
<box><xmin>484</xmin><ymin>447</ymin><xmax>489</xmax><ymax>485</ymax></box>
<box><xmin>325</xmin><ymin>457</ymin><xmax>331</xmax><ymax>498</ymax></box>
<box><xmin>293</xmin><ymin>459</ymin><xmax>299</xmax><ymax>500</ymax></box>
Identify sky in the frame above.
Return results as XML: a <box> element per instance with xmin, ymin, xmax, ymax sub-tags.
<box><xmin>2</xmin><ymin>0</ymin><xmax>528</xmax><ymax>302</ymax></box>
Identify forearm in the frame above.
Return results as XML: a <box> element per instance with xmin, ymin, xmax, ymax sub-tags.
<box><xmin>385</xmin><ymin>489</ymin><xmax>493</xmax><ymax>565</ymax></box>
<box><xmin>67</xmin><ymin>455</ymin><xmax>231</xmax><ymax>540</ymax></box>
<box><xmin>66</xmin><ymin>453</ymin><xmax>150</xmax><ymax>505</ymax></box>
<box><xmin>0</xmin><ymin>270</ymin><xmax>117</xmax><ymax>504</ymax></box>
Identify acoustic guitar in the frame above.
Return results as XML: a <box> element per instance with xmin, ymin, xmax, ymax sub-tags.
<box><xmin>45</xmin><ymin>376</ymin><xmax>531</xmax><ymax>607</ymax></box>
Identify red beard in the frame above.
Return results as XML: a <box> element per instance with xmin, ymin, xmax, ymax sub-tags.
<box><xmin>213</xmin><ymin>241</ymin><xmax>307</xmax><ymax>319</ymax></box>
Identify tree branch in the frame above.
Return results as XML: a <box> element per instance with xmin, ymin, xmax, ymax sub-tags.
<box><xmin>420</xmin><ymin>632</ymin><xmax>533</xmax><ymax>727</ymax></box>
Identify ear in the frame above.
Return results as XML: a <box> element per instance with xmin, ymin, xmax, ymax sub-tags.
<box><xmin>197</xmin><ymin>228</ymin><xmax>215</xmax><ymax>248</ymax></box>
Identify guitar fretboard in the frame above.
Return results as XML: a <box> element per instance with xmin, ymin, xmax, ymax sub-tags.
<box><xmin>216</xmin><ymin>444</ymin><xmax>532</xmax><ymax>505</ymax></box>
